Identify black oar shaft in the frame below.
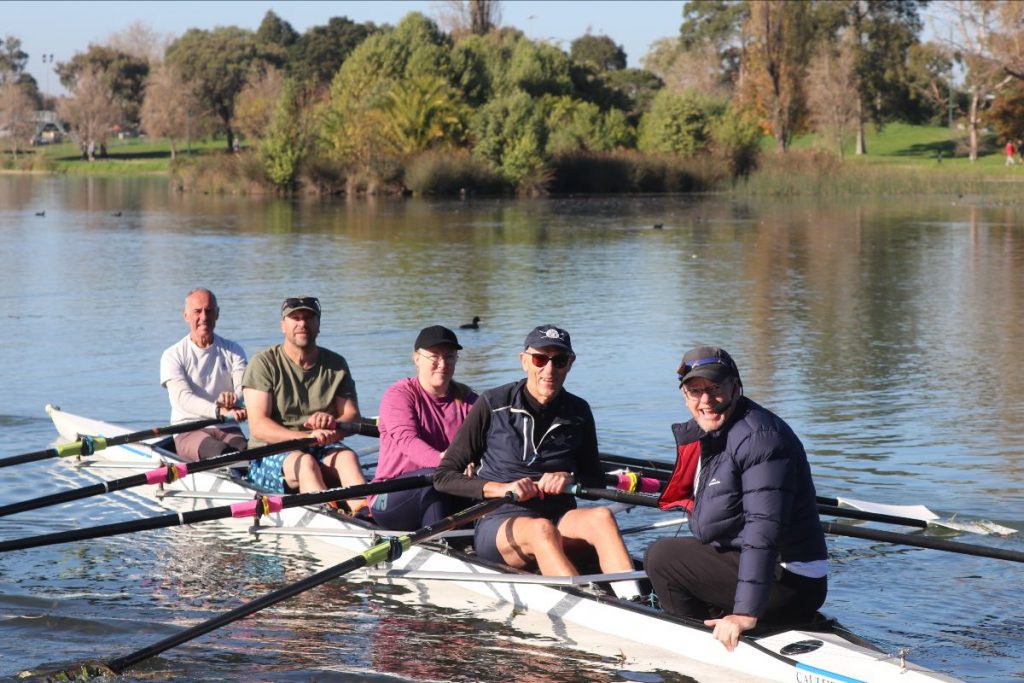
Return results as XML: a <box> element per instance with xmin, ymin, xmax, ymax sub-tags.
<box><xmin>0</xmin><ymin>438</ymin><xmax>314</xmax><ymax>518</ymax></box>
<box><xmin>102</xmin><ymin>494</ymin><xmax>511</xmax><ymax>674</ymax></box>
<box><xmin>822</xmin><ymin>522</ymin><xmax>1024</xmax><ymax>563</ymax></box>
<box><xmin>0</xmin><ymin>475</ymin><xmax>433</xmax><ymax>553</ymax></box>
<box><xmin>0</xmin><ymin>417</ymin><xmax>224</xmax><ymax>469</ymax></box>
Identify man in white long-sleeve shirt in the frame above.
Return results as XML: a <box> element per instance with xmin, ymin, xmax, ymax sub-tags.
<box><xmin>160</xmin><ymin>288</ymin><xmax>248</xmax><ymax>461</ymax></box>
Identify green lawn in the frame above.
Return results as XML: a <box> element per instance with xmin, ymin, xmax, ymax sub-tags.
<box><xmin>26</xmin><ymin>137</ymin><xmax>229</xmax><ymax>175</ymax></box>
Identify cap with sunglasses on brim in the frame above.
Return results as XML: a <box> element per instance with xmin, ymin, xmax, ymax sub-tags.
<box><xmin>677</xmin><ymin>346</ymin><xmax>740</xmax><ymax>385</ymax></box>
<box><xmin>414</xmin><ymin>325</ymin><xmax>463</xmax><ymax>350</ymax></box>
<box><xmin>281</xmin><ymin>296</ymin><xmax>321</xmax><ymax>318</ymax></box>
<box><xmin>524</xmin><ymin>325</ymin><xmax>573</xmax><ymax>354</ymax></box>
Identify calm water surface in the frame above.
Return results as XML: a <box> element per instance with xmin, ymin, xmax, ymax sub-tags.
<box><xmin>1</xmin><ymin>175</ymin><xmax>1022</xmax><ymax>681</ymax></box>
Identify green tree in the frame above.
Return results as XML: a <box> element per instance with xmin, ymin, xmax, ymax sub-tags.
<box><xmin>472</xmin><ymin>90</ymin><xmax>547</xmax><ymax>185</ymax></box>
<box><xmin>570</xmin><ymin>34</ymin><xmax>627</xmax><ymax>71</ymax></box>
<box><xmin>829</xmin><ymin>0</ymin><xmax>924</xmax><ymax>154</ymax></box>
<box><xmin>379</xmin><ymin>74</ymin><xmax>468</xmax><ymax>155</ymax></box>
<box><xmin>288</xmin><ymin>17</ymin><xmax>377</xmax><ymax>88</ymax></box>
<box><xmin>260</xmin><ymin>79</ymin><xmax>309</xmax><ymax>191</ymax></box>
<box><xmin>56</xmin><ymin>45</ymin><xmax>149</xmax><ymax>125</ymax></box>
<box><xmin>166</xmin><ymin>27</ymin><xmax>276</xmax><ymax>151</ymax></box>
<box><xmin>257</xmin><ymin>10</ymin><xmax>299</xmax><ymax>50</ymax></box>
<box><xmin>546</xmin><ymin>96</ymin><xmax>633</xmax><ymax>153</ymax></box>
<box><xmin>321</xmin><ymin>13</ymin><xmax>455</xmax><ymax>171</ymax></box>
<box><xmin>637</xmin><ymin>89</ymin><xmax>722</xmax><ymax>156</ymax></box>
<box><xmin>905</xmin><ymin>41</ymin><xmax>954</xmax><ymax>125</ymax></box>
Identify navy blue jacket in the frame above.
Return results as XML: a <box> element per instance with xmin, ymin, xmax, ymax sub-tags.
<box><xmin>433</xmin><ymin>380</ymin><xmax>604</xmax><ymax>516</ymax></box>
<box><xmin>660</xmin><ymin>396</ymin><xmax>827</xmax><ymax>617</ymax></box>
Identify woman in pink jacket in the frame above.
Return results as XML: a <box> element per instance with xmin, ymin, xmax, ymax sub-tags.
<box><xmin>369</xmin><ymin>325</ymin><xmax>477</xmax><ymax>529</ymax></box>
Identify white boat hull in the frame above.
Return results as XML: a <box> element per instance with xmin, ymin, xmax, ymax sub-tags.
<box><xmin>44</xmin><ymin>406</ymin><xmax>960</xmax><ymax>683</ymax></box>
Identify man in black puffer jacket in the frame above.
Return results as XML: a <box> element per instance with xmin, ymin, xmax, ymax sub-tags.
<box><xmin>645</xmin><ymin>346</ymin><xmax>828</xmax><ymax>651</ymax></box>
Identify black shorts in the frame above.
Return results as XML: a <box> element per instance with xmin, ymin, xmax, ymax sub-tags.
<box><xmin>473</xmin><ymin>497</ymin><xmax>574</xmax><ymax>563</ymax></box>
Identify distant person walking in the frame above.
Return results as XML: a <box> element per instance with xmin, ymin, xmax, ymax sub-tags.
<box><xmin>1006</xmin><ymin>140</ymin><xmax>1017</xmax><ymax>166</ymax></box>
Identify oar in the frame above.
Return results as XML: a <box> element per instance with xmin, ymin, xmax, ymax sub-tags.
<box><xmin>0</xmin><ymin>437</ymin><xmax>316</xmax><ymax>518</ymax></box>
<box><xmin>568</xmin><ymin>485</ymin><xmax>1024</xmax><ymax>564</ymax></box>
<box><xmin>599</xmin><ymin>451</ymin><xmax>1016</xmax><ymax>536</ymax></box>
<box><xmin>0</xmin><ymin>475</ymin><xmax>434</xmax><ymax>554</ymax></box>
<box><xmin>22</xmin><ymin>493</ymin><xmax>514</xmax><ymax>680</ymax></box>
<box><xmin>0</xmin><ymin>416</ymin><xmax>229</xmax><ymax>469</ymax></box>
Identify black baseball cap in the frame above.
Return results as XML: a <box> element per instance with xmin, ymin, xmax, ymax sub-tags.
<box><xmin>677</xmin><ymin>346</ymin><xmax>740</xmax><ymax>385</ymax></box>
<box><xmin>524</xmin><ymin>325</ymin><xmax>573</xmax><ymax>353</ymax></box>
<box><xmin>414</xmin><ymin>325</ymin><xmax>463</xmax><ymax>350</ymax></box>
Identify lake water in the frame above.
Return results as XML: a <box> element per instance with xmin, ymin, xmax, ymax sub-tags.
<box><xmin>1</xmin><ymin>175</ymin><xmax>1022</xmax><ymax>681</ymax></box>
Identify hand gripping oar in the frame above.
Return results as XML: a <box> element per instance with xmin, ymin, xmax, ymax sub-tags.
<box><xmin>0</xmin><ymin>416</ymin><xmax>229</xmax><ymax>469</ymax></box>
<box><xmin>22</xmin><ymin>493</ymin><xmax>514</xmax><ymax>680</ymax></box>
<box><xmin>0</xmin><ymin>437</ymin><xmax>316</xmax><ymax>518</ymax></box>
<box><xmin>568</xmin><ymin>485</ymin><xmax>1024</xmax><ymax>564</ymax></box>
<box><xmin>599</xmin><ymin>451</ymin><xmax>1016</xmax><ymax>536</ymax></box>
<box><xmin>0</xmin><ymin>474</ymin><xmax>435</xmax><ymax>554</ymax></box>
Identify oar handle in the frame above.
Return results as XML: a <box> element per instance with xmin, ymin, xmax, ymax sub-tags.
<box><xmin>335</xmin><ymin>420</ymin><xmax>380</xmax><ymax>438</ymax></box>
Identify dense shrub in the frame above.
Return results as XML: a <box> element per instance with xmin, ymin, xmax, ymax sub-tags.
<box><xmin>403</xmin><ymin>150</ymin><xmax>506</xmax><ymax>195</ymax></box>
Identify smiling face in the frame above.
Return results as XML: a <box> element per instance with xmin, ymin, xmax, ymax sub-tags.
<box><xmin>414</xmin><ymin>343</ymin><xmax>459</xmax><ymax>397</ymax></box>
<box><xmin>280</xmin><ymin>308</ymin><xmax>320</xmax><ymax>351</ymax></box>
<box><xmin>183</xmin><ymin>289</ymin><xmax>219</xmax><ymax>348</ymax></box>
<box><xmin>520</xmin><ymin>345</ymin><xmax>575</xmax><ymax>405</ymax></box>
<box><xmin>682</xmin><ymin>377</ymin><xmax>739</xmax><ymax>432</ymax></box>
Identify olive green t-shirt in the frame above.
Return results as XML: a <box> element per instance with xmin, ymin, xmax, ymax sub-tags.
<box><xmin>242</xmin><ymin>344</ymin><xmax>357</xmax><ymax>448</ymax></box>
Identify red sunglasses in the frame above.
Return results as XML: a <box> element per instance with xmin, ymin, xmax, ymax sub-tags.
<box><xmin>525</xmin><ymin>352</ymin><xmax>573</xmax><ymax>369</ymax></box>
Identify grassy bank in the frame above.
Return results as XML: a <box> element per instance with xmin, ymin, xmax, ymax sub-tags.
<box><xmin>2</xmin><ymin>137</ymin><xmax>224</xmax><ymax>175</ymax></box>
<box><xmin>7</xmin><ymin>123</ymin><xmax>1024</xmax><ymax>197</ymax></box>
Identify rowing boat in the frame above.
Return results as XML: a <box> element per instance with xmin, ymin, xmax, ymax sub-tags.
<box><xmin>43</xmin><ymin>405</ymin><xmax>960</xmax><ymax>682</ymax></box>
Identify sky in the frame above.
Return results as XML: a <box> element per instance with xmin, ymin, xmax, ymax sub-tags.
<box><xmin>5</xmin><ymin>1</ymin><xmax>686</xmax><ymax>96</ymax></box>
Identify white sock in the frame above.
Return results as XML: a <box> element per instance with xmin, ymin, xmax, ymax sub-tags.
<box><xmin>610</xmin><ymin>580</ymin><xmax>643</xmax><ymax>598</ymax></box>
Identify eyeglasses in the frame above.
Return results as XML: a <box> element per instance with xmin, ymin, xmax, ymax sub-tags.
<box><xmin>281</xmin><ymin>297</ymin><xmax>321</xmax><ymax>315</ymax></box>
<box><xmin>682</xmin><ymin>382</ymin><xmax>727</xmax><ymax>399</ymax></box>
<box><xmin>417</xmin><ymin>351</ymin><xmax>458</xmax><ymax>366</ymax></box>
<box><xmin>525</xmin><ymin>352</ymin><xmax>573</xmax><ymax>369</ymax></box>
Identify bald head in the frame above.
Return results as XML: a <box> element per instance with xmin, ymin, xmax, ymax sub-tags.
<box><xmin>183</xmin><ymin>288</ymin><xmax>219</xmax><ymax>347</ymax></box>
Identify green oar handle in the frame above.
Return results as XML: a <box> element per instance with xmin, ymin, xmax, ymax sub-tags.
<box><xmin>0</xmin><ymin>438</ymin><xmax>315</xmax><ymax>519</ymax></box>
<box><xmin>97</xmin><ymin>493</ymin><xmax>513</xmax><ymax>675</ymax></box>
<box><xmin>0</xmin><ymin>475</ymin><xmax>434</xmax><ymax>554</ymax></box>
<box><xmin>0</xmin><ymin>417</ymin><xmax>225</xmax><ymax>469</ymax></box>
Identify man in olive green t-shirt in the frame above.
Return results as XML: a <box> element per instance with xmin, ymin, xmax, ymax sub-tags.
<box><xmin>242</xmin><ymin>296</ymin><xmax>368</xmax><ymax>513</ymax></box>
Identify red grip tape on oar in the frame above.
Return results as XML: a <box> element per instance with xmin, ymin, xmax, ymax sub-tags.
<box><xmin>145</xmin><ymin>463</ymin><xmax>189</xmax><ymax>485</ymax></box>
<box><xmin>611</xmin><ymin>472</ymin><xmax>661</xmax><ymax>494</ymax></box>
<box><xmin>230</xmin><ymin>496</ymin><xmax>284</xmax><ymax>519</ymax></box>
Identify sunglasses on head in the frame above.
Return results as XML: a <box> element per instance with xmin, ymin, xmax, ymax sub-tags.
<box><xmin>525</xmin><ymin>351</ymin><xmax>573</xmax><ymax>369</ymax></box>
<box><xmin>677</xmin><ymin>355</ymin><xmax>732</xmax><ymax>386</ymax></box>
<box><xmin>282</xmin><ymin>297</ymin><xmax>321</xmax><ymax>315</ymax></box>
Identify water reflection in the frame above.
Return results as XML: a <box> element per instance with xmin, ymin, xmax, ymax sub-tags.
<box><xmin>1</xmin><ymin>177</ymin><xmax>1023</xmax><ymax>681</ymax></box>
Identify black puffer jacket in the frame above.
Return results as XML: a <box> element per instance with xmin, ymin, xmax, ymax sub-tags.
<box><xmin>662</xmin><ymin>396</ymin><xmax>827</xmax><ymax>617</ymax></box>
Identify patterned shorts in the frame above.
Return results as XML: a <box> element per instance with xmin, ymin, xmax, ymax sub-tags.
<box><xmin>246</xmin><ymin>444</ymin><xmax>349</xmax><ymax>493</ymax></box>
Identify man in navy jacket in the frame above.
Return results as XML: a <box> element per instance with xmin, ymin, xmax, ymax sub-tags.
<box><xmin>645</xmin><ymin>346</ymin><xmax>827</xmax><ymax>651</ymax></box>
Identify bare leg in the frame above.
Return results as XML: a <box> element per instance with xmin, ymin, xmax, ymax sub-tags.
<box><xmin>321</xmin><ymin>448</ymin><xmax>367</xmax><ymax>512</ymax></box>
<box><xmin>558</xmin><ymin>507</ymin><xmax>633</xmax><ymax>572</ymax></box>
<box><xmin>495</xmin><ymin>517</ymin><xmax>579</xmax><ymax>576</ymax></box>
<box><xmin>282</xmin><ymin>451</ymin><xmax>326</xmax><ymax>493</ymax></box>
